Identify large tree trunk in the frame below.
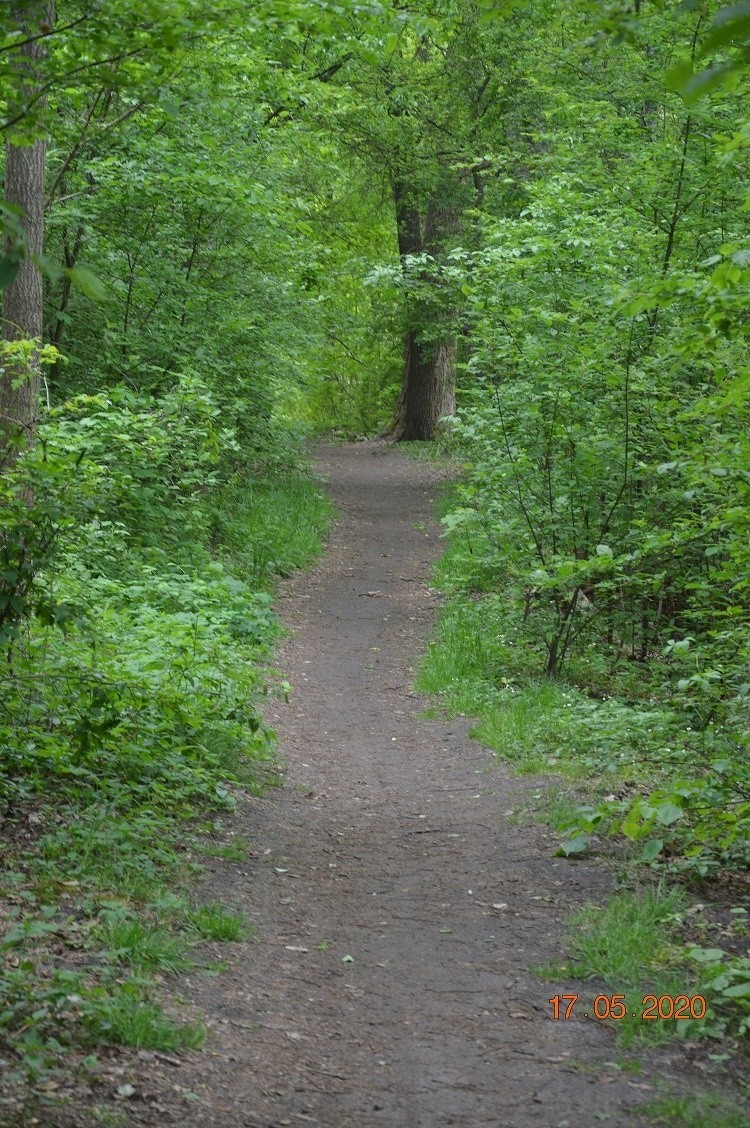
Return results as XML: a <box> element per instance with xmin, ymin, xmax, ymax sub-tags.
<box><xmin>396</xmin><ymin>331</ymin><xmax>456</xmax><ymax>441</ymax></box>
<box><xmin>1</xmin><ymin>3</ymin><xmax>52</xmax><ymax>462</ymax></box>
<box><xmin>388</xmin><ymin>180</ymin><xmax>460</xmax><ymax>441</ymax></box>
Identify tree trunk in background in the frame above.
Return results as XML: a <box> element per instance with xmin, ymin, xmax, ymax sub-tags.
<box><xmin>396</xmin><ymin>330</ymin><xmax>456</xmax><ymax>441</ymax></box>
<box><xmin>388</xmin><ymin>182</ymin><xmax>460</xmax><ymax>441</ymax></box>
<box><xmin>1</xmin><ymin>3</ymin><xmax>52</xmax><ymax>462</ymax></box>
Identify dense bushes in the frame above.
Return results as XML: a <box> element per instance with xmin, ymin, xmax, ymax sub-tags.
<box><xmin>0</xmin><ymin>372</ymin><xmax>331</xmax><ymax>813</ymax></box>
<box><xmin>420</xmin><ymin>9</ymin><xmax>750</xmax><ymax>885</ymax></box>
<box><xmin>1</xmin><ymin>3</ymin><xmax>344</xmax><ymax>1096</ymax></box>
<box><xmin>0</xmin><ymin>370</ymin><xmax>331</xmax><ymax>1088</ymax></box>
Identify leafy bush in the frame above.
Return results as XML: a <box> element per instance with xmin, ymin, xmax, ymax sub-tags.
<box><xmin>0</xmin><ymin>375</ymin><xmax>332</xmax><ymax>1093</ymax></box>
<box><xmin>427</xmin><ymin>153</ymin><xmax>750</xmax><ymax>878</ymax></box>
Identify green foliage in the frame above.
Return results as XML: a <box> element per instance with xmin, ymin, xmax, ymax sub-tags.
<box><xmin>420</xmin><ymin>0</ymin><xmax>750</xmax><ymax>887</ymax></box>
<box><xmin>0</xmin><ymin>377</ymin><xmax>331</xmax><ymax>1091</ymax></box>
<box><xmin>94</xmin><ymin>915</ymin><xmax>191</xmax><ymax>973</ymax></box>
<box><xmin>0</xmin><ymin>959</ymin><xmax>202</xmax><ymax>1081</ymax></box>
<box><xmin>559</xmin><ymin>758</ymin><xmax>750</xmax><ymax>877</ymax></box>
<box><xmin>554</xmin><ymin>886</ymin><xmax>696</xmax><ymax>1046</ymax></box>
<box><xmin>552</xmin><ymin>887</ymin><xmax>750</xmax><ymax>1047</ymax></box>
<box><xmin>211</xmin><ymin>473</ymin><xmax>334</xmax><ymax>582</ymax></box>
<box><xmin>645</xmin><ymin>1093</ymin><xmax>750</xmax><ymax>1128</ymax></box>
<box><xmin>686</xmin><ymin>945</ymin><xmax>750</xmax><ymax>1039</ymax></box>
<box><xmin>566</xmin><ymin>887</ymin><xmax>685</xmax><ymax>986</ymax></box>
<box><xmin>82</xmin><ymin>985</ymin><xmax>205</xmax><ymax>1052</ymax></box>
<box><xmin>186</xmin><ymin>904</ymin><xmax>249</xmax><ymax>943</ymax></box>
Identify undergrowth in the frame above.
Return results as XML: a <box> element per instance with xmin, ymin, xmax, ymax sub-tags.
<box><xmin>645</xmin><ymin>1093</ymin><xmax>750</xmax><ymax>1128</ymax></box>
<box><xmin>416</xmin><ymin>471</ymin><xmax>750</xmax><ymax>1061</ymax></box>
<box><xmin>0</xmin><ymin>393</ymin><xmax>332</xmax><ymax>1116</ymax></box>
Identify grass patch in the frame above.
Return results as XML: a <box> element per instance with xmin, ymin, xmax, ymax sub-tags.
<box><xmin>213</xmin><ymin>471</ymin><xmax>333</xmax><ymax>584</ymax></box>
<box><xmin>83</xmin><ymin>986</ymin><xmax>204</xmax><ymax>1051</ymax></box>
<box><xmin>645</xmin><ymin>1093</ymin><xmax>750</xmax><ymax>1127</ymax></box>
<box><xmin>417</xmin><ymin>597</ymin><xmax>539</xmax><ymax>704</ymax></box>
<box><xmin>186</xmin><ymin>903</ymin><xmax>249</xmax><ymax>942</ymax></box>
<box><xmin>202</xmin><ymin>835</ymin><xmax>250</xmax><ymax>861</ymax></box>
<box><xmin>416</xmin><ymin>597</ymin><xmax>595</xmax><ymax>774</ymax></box>
<box><xmin>397</xmin><ymin>439</ymin><xmax>451</xmax><ymax>464</ymax></box>
<box><xmin>568</xmin><ymin>886</ymin><xmax>685</xmax><ymax>984</ymax></box>
<box><xmin>470</xmin><ymin>683</ymin><xmax>585</xmax><ymax>775</ymax></box>
<box><xmin>96</xmin><ymin>917</ymin><xmax>191</xmax><ymax>973</ymax></box>
<box><xmin>544</xmin><ymin>885</ymin><xmax>701</xmax><ymax>1046</ymax></box>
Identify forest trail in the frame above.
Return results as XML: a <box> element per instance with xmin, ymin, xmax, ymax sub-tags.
<box><xmin>131</xmin><ymin>444</ymin><xmax>687</xmax><ymax>1127</ymax></box>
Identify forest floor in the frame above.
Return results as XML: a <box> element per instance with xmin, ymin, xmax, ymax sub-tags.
<box><xmin>52</xmin><ymin>442</ymin><xmax>731</xmax><ymax>1127</ymax></box>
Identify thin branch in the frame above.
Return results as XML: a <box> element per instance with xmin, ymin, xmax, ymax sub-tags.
<box><xmin>1</xmin><ymin>48</ymin><xmax>147</xmax><ymax>134</ymax></box>
<box><xmin>0</xmin><ymin>14</ymin><xmax>92</xmax><ymax>55</ymax></box>
<box><xmin>44</xmin><ymin>91</ymin><xmax>103</xmax><ymax>208</ymax></box>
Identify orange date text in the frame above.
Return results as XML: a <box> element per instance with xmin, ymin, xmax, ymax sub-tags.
<box><xmin>548</xmin><ymin>993</ymin><xmax>706</xmax><ymax>1021</ymax></box>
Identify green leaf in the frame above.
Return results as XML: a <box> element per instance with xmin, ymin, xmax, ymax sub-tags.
<box><xmin>722</xmin><ymin>981</ymin><xmax>750</xmax><ymax>998</ymax></box>
<box><xmin>687</xmin><ymin>947</ymin><xmax>726</xmax><ymax>963</ymax></box>
<box><xmin>655</xmin><ymin>803</ymin><xmax>683</xmax><ymax>827</ymax></box>
<box><xmin>556</xmin><ymin>833</ymin><xmax>589</xmax><ymax>856</ymax></box>
<box><xmin>671</xmin><ymin>638</ymin><xmax>693</xmax><ymax>654</ymax></box>
<box><xmin>703</xmin><ymin>4</ymin><xmax>750</xmax><ymax>52</ymax></box>
<box><xmin>64</xmin><ymin>266</ymin><xmax>108</xmax><ymax>301</ymax></box>
<box><xmin>640</xmin><ymin>839</ymin><xmax>664</xmax><ymax>863</ymax></box>
<box><xmin>0</xmin><ymin>255</ymin><xmax>20</xmax><ymax>289</ymax></box>
<box><xmin>666</xmin><ymin>60</ymin><xmax>735</xmax><ymax>104</ymax></box>
<box><xmin>621</xmin><ymin>803</ymin><xmax>654</xmax><ymax>840</ymax></box>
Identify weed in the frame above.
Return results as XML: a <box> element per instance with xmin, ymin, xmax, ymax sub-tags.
<box><xmin>202</xmin><ymin>835</ymin><xmax>250</xmax><ymax>862</ymax></box>
<box><xmin>83</xmin><ymin>986</ymin><xmax>204</xmax><ymax>1051</ymax></box>
<box><xmin>568</xmin><ymin>886</ymin><xmax>685</xmax><ymax>984</ymax></box>
<box><xmin>96</xmin><ymin>918</ymin><xmax>191</xmax><ymax>973</ymax></box>
<box><xmin>645</xmin><ymin>1093</ymin><xmax>750</xmax><ymax>1127</ymax></box>
<box><xmin>211</xmin><ymin>473</ymin><xmax>333</xmax><ymax>583</ymax></box>
<box><xmin>546</xmin><ymin>886</ymin><xmax>697</xmax><ymax>1046</ymax></box>
<box><xmin>186</xmin><ymin>904</ymin><xmax>249</xmax><ymax>942</ymax></box>
<box><xmin>91</xmin><ymin>1108</ymin><xmax>128</xmax><ymax>1126</ymax></box>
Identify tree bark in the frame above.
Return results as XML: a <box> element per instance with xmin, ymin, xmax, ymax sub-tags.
<box><xmin>388</xmin><ymin>180</ymin><xmax>459</xmax><ymax>441</ymax></box>
<box><xmin>1</xmin><ymin>2</ymin><xmax>53</xmax><ymax>461</ymax></box>
<box><xmin>395</xmin><ymin>331</ymin><xmax>456</xmax><ymax>441</ymax></box>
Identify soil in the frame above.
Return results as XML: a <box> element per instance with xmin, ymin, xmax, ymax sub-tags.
<box><xmin>39</xmin><ymin>443</ymin><xmax>724</xmax><ymax>1127</ymax></box>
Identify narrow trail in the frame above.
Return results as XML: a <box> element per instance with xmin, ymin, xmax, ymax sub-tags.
<box><xmin>133</xmin><ymin>444</ymin><xmax>690</xmax><ymax>1127</ymax></box>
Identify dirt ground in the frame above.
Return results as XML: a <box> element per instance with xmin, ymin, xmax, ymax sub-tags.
<box><xmin>45</xmin><ymin>443</ymin><xmax>718</xmax><ymax>1127</ymax></box>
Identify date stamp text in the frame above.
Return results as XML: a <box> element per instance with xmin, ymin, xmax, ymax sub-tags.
<box><xmin>549</xmin><ymin>993</ymin><xmax>706</xmax><ymax>1021</ymax></box>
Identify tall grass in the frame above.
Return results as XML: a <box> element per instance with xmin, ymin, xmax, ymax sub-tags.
<box><xmin>417</xmin><ymin>596</ymin><xmax>584</xmax><ymax>774</ymax></box>
<box><xmin>213</xmin><ymin>473</ymin><xmax>333</xmax><ymax>584</ymax></box>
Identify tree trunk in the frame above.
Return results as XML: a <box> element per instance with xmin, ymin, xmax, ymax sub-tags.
<box><xmin>395</xmin><ymin>331</ymin><xmax>456</xmax><ymax>441</ymax></box>
<box><xmin>1</xmin><ymin>3</ymin><xmax>52</xmax><ymax>461</ymax></box>
<box><xmin>388</xmin><ymin>180</ymin><xmax>460</xmax><ymax>441</ymax></box>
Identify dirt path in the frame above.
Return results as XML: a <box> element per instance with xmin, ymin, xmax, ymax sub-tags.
<box><xmin>114</xmin><ymin>443</ymin><xmax>692</xmax><ymax>1126</ymax></box>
